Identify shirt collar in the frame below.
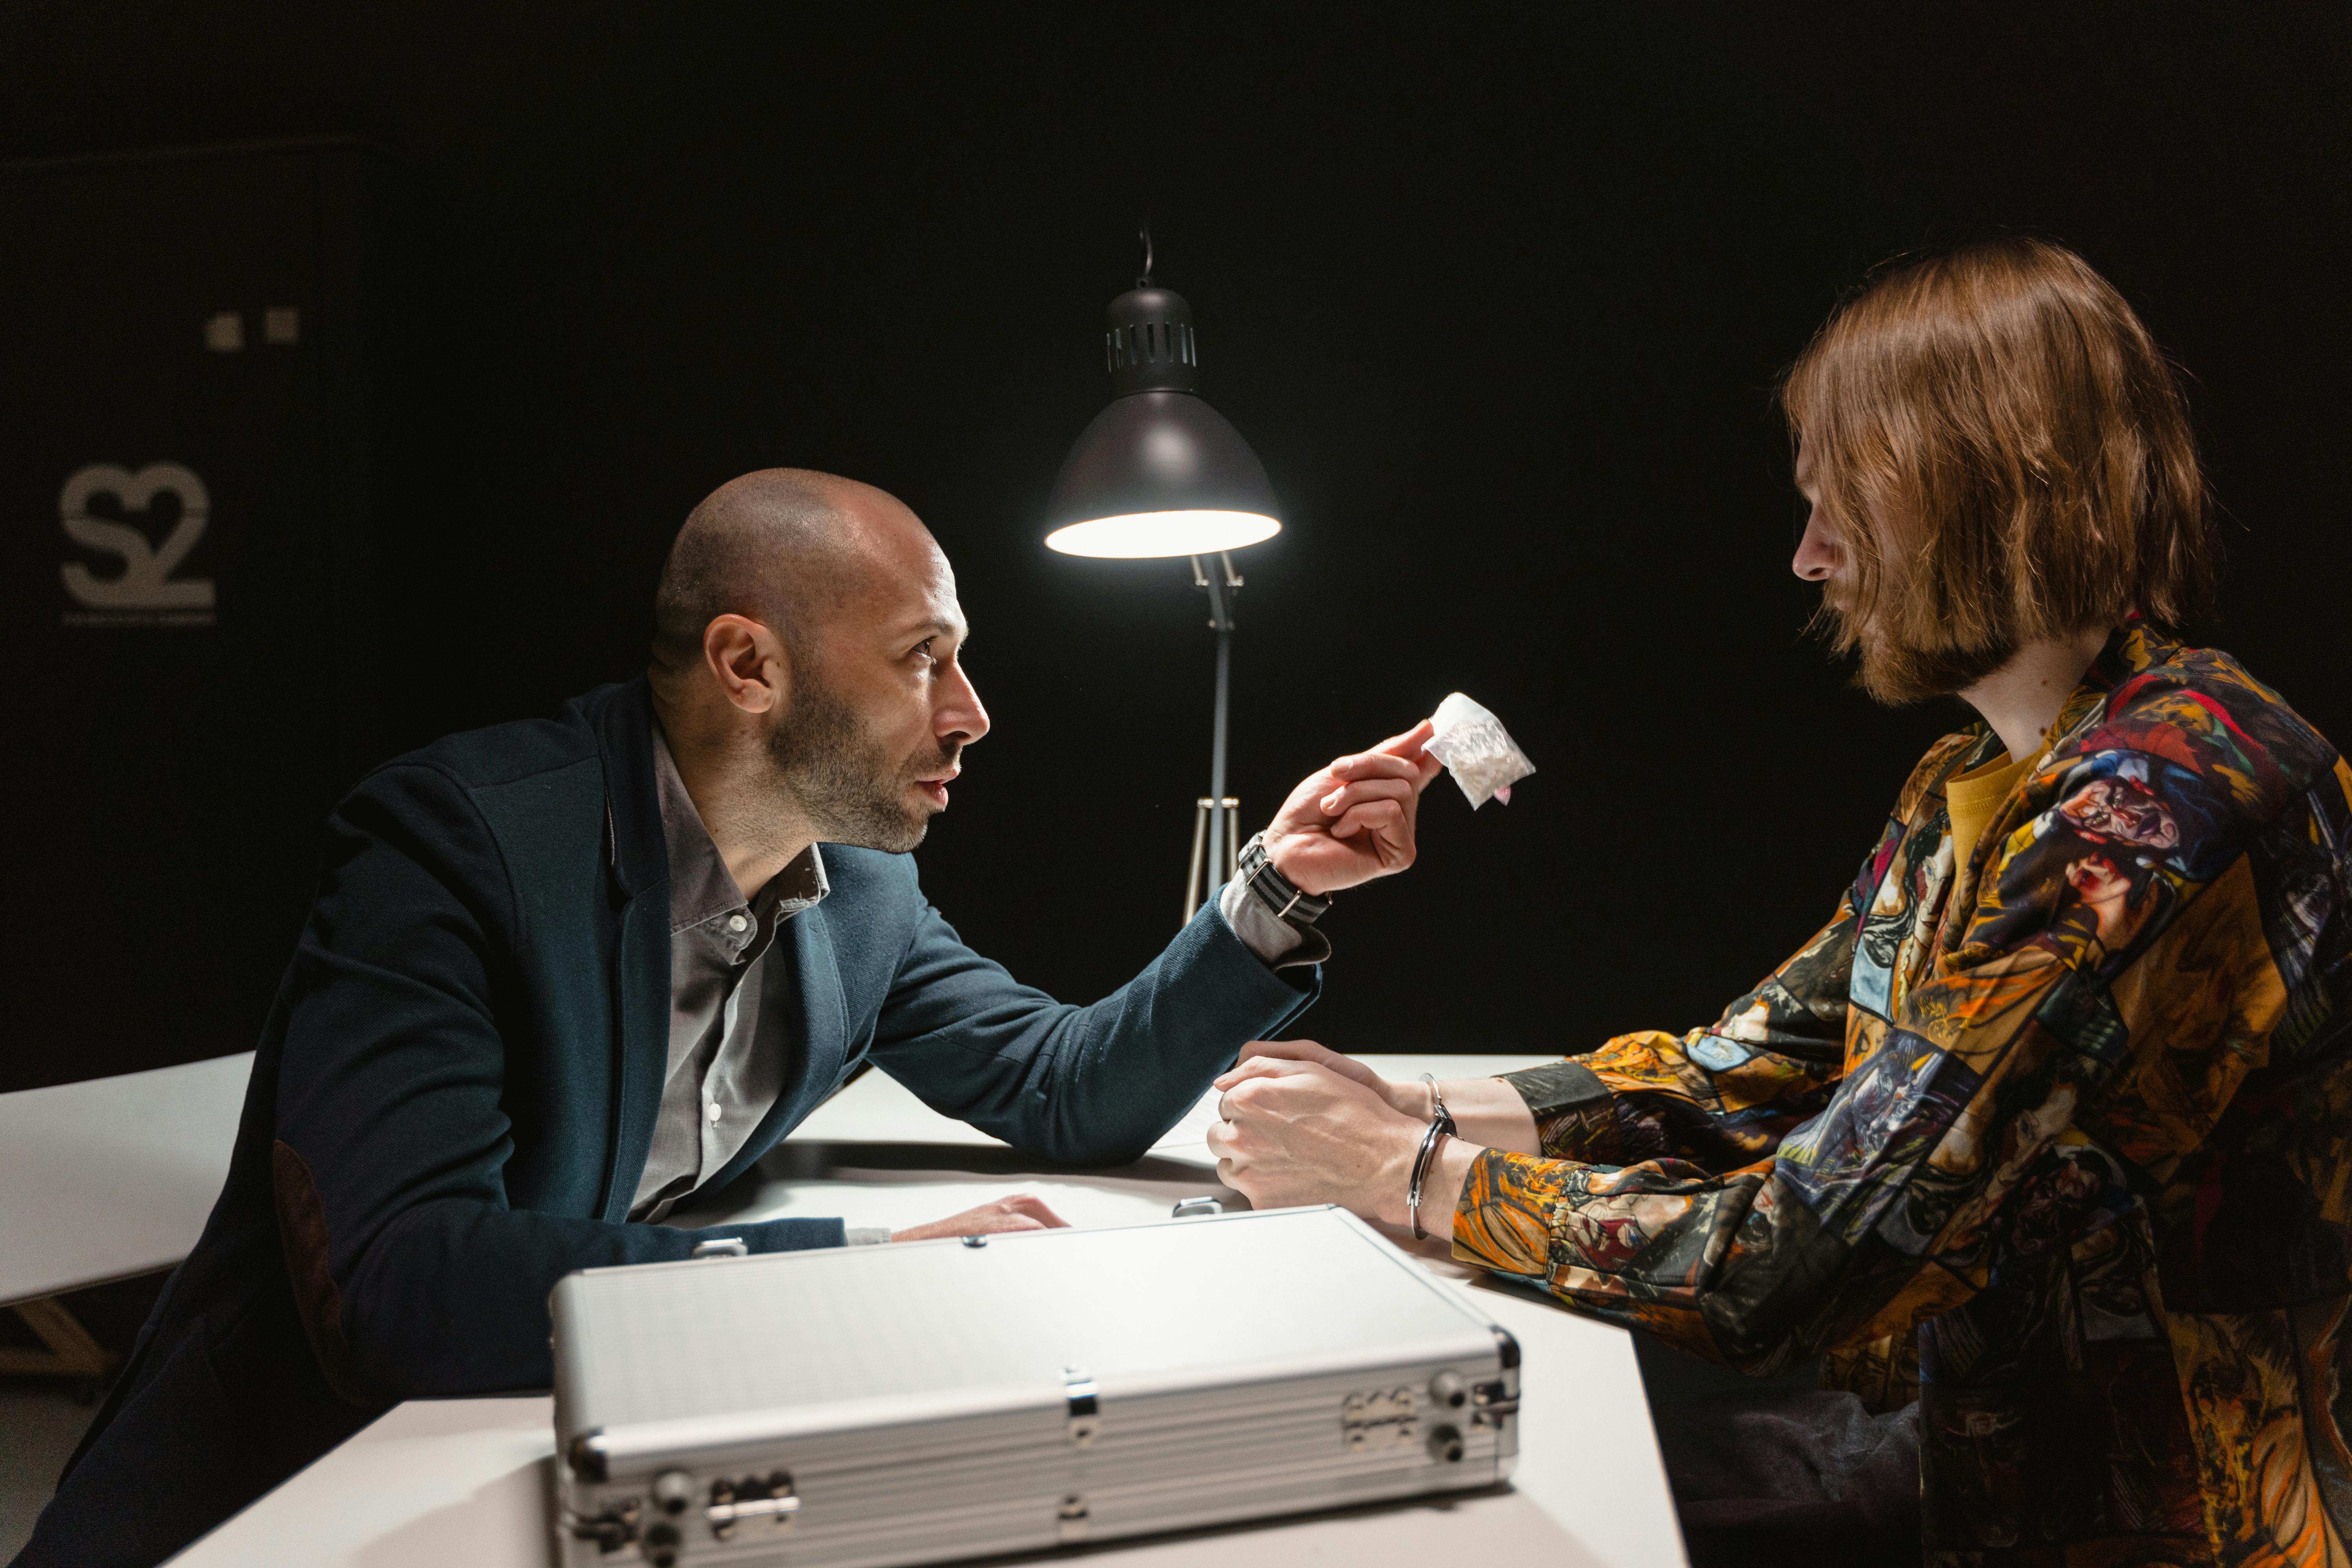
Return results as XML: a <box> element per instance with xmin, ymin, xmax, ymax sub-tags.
<box><xmin>766</xmin><ymin>840</ymin><xmax>831</xmax><ymax>916</ymax></box>
<box><xmin>651</xmin><ymin>721</ymin><xmax>830</xmax><ymax>937</ymax></box>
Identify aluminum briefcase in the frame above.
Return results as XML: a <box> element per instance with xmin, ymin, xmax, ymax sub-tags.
<box><xmin>550</xmin><ymin>1205</ymin><xmax>1521</xmax><ymax>1568</ymax></box>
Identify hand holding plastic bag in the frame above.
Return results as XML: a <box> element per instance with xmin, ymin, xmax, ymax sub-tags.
<box><xmin>1425</xmin><ymin>692</ymin><xmax>1535</xmax><ymax>809</ymax></box>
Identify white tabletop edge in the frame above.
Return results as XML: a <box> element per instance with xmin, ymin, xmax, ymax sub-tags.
<box><xmin>161</xmin><ymin>1051</ymin><xmax>1686</xmax><ymax>1568</ymax></box>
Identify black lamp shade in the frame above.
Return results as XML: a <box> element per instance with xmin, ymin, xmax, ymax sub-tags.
<box><xmin>1044</xmin><ymin>284</ymin><xmax>1281</xmax><ymax>558</ymax></box>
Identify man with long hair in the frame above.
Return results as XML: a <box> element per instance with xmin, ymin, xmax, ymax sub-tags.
<box><xmin>1207</xmin><ymin>238</ymin><xmax>2352</xmax><ymax>1565</ymax></box>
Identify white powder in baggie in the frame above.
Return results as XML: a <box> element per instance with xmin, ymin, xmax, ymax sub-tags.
<box><xmin>1425</xmin><ymin>692</ymin><xmax>1536</xmax><ymax>809</ymax></box>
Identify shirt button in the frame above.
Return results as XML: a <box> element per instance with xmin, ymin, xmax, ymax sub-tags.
<box><xmin>728</xmin><ymin>914</ymin><xmax>749</xmax><ymax>933</ymax></box>
<box><xmin>706</xmin><ymin>1101</ymin><xmax>722</xmax><ymax>1123</ymax></box>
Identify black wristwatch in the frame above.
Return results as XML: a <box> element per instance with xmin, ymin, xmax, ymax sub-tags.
<box><xmin>1235</xmin><ymin>833</ymin><xmax>1333</xmax><ymax>927</ymax></box>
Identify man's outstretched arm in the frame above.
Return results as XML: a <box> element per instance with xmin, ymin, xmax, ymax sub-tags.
<box><xmin>865</xmin><ymin>725</ymin><xmax>1441</xmax><ymax>1166</ymax></box>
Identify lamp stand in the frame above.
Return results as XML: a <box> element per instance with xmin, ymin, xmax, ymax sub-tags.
<box><xmin>1184</xmin><ymin>797</ymin><xmax>1242</xmax><ymax>924</ymax></box>
<box><xmin>1181</xmin><ymin>552</ymin><xmax>1244</xmax><ymax>924</ymax></box>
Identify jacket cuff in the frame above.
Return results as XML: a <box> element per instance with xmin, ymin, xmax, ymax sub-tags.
<box><xmin>1218</xmin><ymin>876</ymin><xmax>1331</xmax><ymax>970</ymax></box>
<box><xmin>1499</xmin><ymin>1060</ymin><xmax>1620</xmax><ymax>1163</ymax></box>
<box><xmin>748</xmin><ymin>1216</ymin><xmax>849</xmax><ymax>1252</ymax></box>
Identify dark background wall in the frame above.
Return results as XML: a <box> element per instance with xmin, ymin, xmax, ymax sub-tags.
<box><xmin>5</xmin><ymin>2</ymin><xmax>2346</xmax><ymax>1079</ymax></box>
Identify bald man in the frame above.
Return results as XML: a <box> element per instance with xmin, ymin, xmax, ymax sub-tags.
<box><xmin>18</xmin><ymin>470</ymin><xmax>1439</xmax><ymax>1568</ymax></box>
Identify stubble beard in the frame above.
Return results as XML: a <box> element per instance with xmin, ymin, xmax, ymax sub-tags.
<box><xmin>1823</xmin><ymin>585</ymin><xmax>2016</xmax><ymax>708</ymax></box>
<box><xmin>766</xmin><ymin>674</ymin><xmax>958</xmax><ymax>855</ymax></box>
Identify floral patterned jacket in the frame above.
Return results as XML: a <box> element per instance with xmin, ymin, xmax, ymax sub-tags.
<box><xmin>1454</xmin><ymin>626</ymin><xmax>2352</xmax><ymax>1566</ymax></box>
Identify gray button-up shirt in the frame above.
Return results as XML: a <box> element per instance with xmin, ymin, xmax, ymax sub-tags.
<box><xmin>629</xmin><ymin>722</ymin><xmax>1324</xmax><ymax>1228</ymax></box>
<box><xmin>629</xmin><ymin>727</ymin><xmax>831</xmax><ymax>1223</ymax></box>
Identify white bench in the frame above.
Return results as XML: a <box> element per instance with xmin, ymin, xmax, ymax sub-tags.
<box><xmin>0</xmin><ymin>1053</ymin><xmax>252</xmax><ymax>1379</ymax></box>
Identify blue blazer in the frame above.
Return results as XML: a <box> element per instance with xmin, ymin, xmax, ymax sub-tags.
<box><xmin>21</xmin><ymin>679</ymin><xmax>1318</xmax><ymax>1568</ymax></box>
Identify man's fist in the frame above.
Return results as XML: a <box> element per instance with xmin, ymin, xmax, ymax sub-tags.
<box><xmin>1217</xmin><ymin>1038</ymin><xmax>1427</xmax><ymax>1118</ymax></box>
<box><xmin>1261</xmin><ymin>720</ymin><xmax>1443</xmax><ymax>895</ymax></box>
<box><xmin>1204</xmin><ymin>1059</ymin><xmax>1425</xmax><ymax>1223</ymax></box>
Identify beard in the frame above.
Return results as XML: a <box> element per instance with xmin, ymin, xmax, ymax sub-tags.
<box><xmin>766</xmin><ymin>673</ymin><xmax>958</xmax><ymax>854</ymax></box>
<box><xmin>1818</xmin><ymin>586</ymin><xmax>2017</xmax><ymax>707</ymax></box>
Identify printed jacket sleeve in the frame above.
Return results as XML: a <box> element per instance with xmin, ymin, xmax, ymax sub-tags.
<box><xmin>1452</xmin><ymin>713</ymin><xmax>2291</xmax><ymax>1377</ymax></box>
<box><xmin>1495</xmin><ymin>735</ymin><xmax>1980</xmax><ymax>1174</ymax></box>
<box><xmin>1498</xmin><ymin>898</ymin><xmax>1855</xmax><ymax>1174</ymax></box>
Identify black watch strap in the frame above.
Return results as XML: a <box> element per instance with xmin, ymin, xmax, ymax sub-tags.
<box><xmin>1236</xmin><ymin>833</ymin><xmax>1332</xmax><ymax>927</ymax></box>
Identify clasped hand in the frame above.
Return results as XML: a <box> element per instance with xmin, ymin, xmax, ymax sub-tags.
<box><xmin>1203</xmin><ymin>1041</ymin><xmax>1432</xmax><ymax>1227</ymax></box>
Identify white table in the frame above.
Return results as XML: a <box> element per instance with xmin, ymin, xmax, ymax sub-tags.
<box><xmin>0</xmin><ymin>1054</ymin><xmax>252</xmax><ymax>1382</ymax></box>
<box><xmin>167</xmin><ymin>1055</ymin><xmax>1688</xmax><ymax>1568</ymax></box>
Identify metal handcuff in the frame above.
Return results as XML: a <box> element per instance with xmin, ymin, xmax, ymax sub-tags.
<box><xmin>1406</xmin><ymin>1072</ymin><xmax>1456</xmax><ymax>1240</ymax></box>
<box><xmin>1218</xmin><ymin>1068</ymin><xmax>1452</xmax><ymax>1240</ymax></box>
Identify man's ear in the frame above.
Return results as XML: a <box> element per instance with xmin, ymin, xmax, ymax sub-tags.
<box><xmin>701</xmin><ymin>613</ymin><xmax>789</xmax><ymax>715</ymax></box>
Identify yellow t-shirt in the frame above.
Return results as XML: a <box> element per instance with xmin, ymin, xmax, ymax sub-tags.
<box><xmin>1946</xmin><ymin>745</ymin><xmax>2042</xmax><ymax>866</ymax></box>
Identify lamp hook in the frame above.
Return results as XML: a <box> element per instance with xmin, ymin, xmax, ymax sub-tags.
<box><xmin>1136</xmin><ymin>224</ymin><xmax>1154</xmax><ymax>289</ymax></box>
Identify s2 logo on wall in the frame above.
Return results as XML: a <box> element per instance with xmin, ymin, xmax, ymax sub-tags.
<box><xmin>58</xmin><ymin>462</ymin><xmax>218</xmax><ymax>626</ymax></box>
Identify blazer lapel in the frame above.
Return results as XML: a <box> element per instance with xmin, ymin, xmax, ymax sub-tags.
<box><xmin>588</xmin><ymin>679</ymin><xmax>675</xmax><ymax>1223</ymax></box>
<box><xmin>604</xmin><ymin>890</ymin><xmax>673</xmax><ymax>1221</ymax></box>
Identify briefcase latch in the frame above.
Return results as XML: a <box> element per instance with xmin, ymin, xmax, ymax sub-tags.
<box><xmin>705</xmin><ymin>1471</ymin><xmax>799</xmax><ymax>1541</ymax></box>
<box><xmin>1341</xmin><ymin>1387</ymin><xmax>1421</xmax><ymax>1452</ymax></box>
<box><xmin>561</xmin><ymin>1494</ymin><xmax>640</xmax><ymax>1553</ymax></box>
<box><xmin>1063</xmin><ymin>1365</ymin><xmax>1100</xmax><ymax>1446</ymax></box>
